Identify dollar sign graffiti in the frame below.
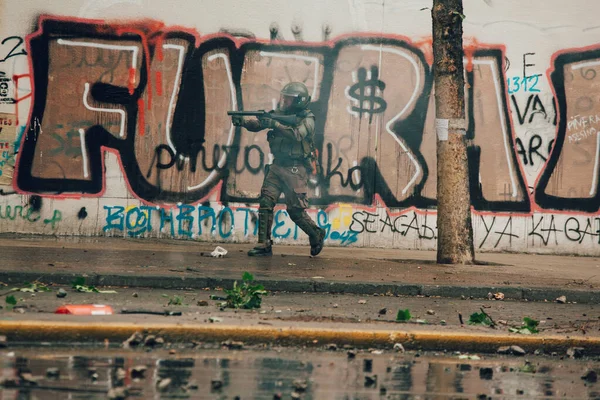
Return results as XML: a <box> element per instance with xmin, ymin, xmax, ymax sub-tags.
<box><xmin>348</xmin><ymin>65</ymin><xmax>387</xmax><ymax>123</ymax></box>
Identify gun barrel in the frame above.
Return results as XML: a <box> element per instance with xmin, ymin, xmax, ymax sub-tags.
<box><xmin>227</xmin><ymin>111</ymin><xmax>265</xmax><ymax>116</ymax></box>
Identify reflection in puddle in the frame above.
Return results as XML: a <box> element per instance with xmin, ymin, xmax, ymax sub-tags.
<box><xmin>0</xmin><ymin>349</ymin><xmax>598</xmax><ymax>399</ymax></box>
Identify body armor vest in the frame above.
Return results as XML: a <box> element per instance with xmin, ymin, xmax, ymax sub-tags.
<box><xmin>267</xmin><ymin>110</ymin><xmax>315</xmax><ymax>161</ymax></box>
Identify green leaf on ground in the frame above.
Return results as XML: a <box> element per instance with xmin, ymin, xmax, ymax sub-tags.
<box><xmin>468</xmin><ymin>311</ymin><xmax>493</xmax><ymax>326</ymax></box>
<box><xmin>71</xmin><ymin>277</ymin><xmax>116</xmax><ymax>294</ymax></box>
<box><xmin>5</xmin><ymin>295</ymin><xmax>16</xmax><ymax>310</ymax></box>
<box><xmin>509</xmin><ymin>317</ymin><xmax>539</xmax><ymax>334</ymax></box>
<box><xmin>12</xmin><ymin>281</ymin><xmax>52</xmax><ymax>293</ymax></box>
<box><xmin>162</xmin><ymin>295</ymin><xmax>184</xmax><ymax>306</ymax></box>
<box><xmin>396</xmin><ymin>309</ymin><xmax>411</xmax><ymax>322</ymax></box>
<box><xmin>223</xmin><ymin>272</ymin><xmax>267</xmax><ymax>309</ymax></box>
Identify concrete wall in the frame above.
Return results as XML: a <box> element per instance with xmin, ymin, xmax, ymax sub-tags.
<box><xmin>0</xmin><ymin>0</ymin><xmax>598</xmax><ymax>254</ymax></box>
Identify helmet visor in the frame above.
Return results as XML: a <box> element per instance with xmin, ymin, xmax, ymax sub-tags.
<box><xmin>278</xmin><ymin>94</ymin><xmax>296</xmax><ymax>112</ymax></box>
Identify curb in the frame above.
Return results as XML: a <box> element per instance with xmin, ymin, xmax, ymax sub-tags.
<box><xmin>1</xmin><ymin>320</ymin><xmax>599</xmax><ymax>355</ymax></box>
<box><xmin>0</xmin><ymin>271</ymin><xmax>597</xmax><ymax>304</ymax></box>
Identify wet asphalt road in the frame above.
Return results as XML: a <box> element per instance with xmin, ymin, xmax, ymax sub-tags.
<box><xmin>1</xmin><ymin>347</ymin><xmax>599</xmax><ymax>399</ymax></box>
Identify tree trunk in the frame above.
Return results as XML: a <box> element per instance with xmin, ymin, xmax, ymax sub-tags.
<box><xmin>432</xmin><ymin>0</ymin><xmax>474</xmax><ymax>264</ymax></box>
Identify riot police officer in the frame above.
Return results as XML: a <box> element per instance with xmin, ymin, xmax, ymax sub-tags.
<box><xmin>232</xmin><ymin>82</ymin><xmax>326</xmax><ymax>257</ymax></box>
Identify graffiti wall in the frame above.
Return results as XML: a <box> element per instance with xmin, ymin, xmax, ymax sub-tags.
<box><xmin>0</xmin><ymin>0</ymin><xmax>600</xmax><ymax>254</ymax></box>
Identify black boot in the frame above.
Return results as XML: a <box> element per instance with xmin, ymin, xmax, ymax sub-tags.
<box><xmin>310</xmin><ymin>227</ymin><xmax>326</xmax><ymax>257</ymax></box>
<box><xmin>248</xmin><ymin>209</ymin><xmax>273</xmax><ymax>257</ymax></box>
<box><xmin>290</xmin><ymin>209</ymin><xmax>327</xmax><ymax>257</ymax></box>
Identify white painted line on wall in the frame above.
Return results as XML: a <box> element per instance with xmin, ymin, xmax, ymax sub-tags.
<box><xmin>57</xmin><ymin>39</ymin><xmax>139</xmax><ymax>70</ymax></box>
<box><xmin>78</xmin><ymin>128</ymin><xmax>89</xmax><ymax>178</ymax></box>
<box><xmin>361</xmin><ymin>44</ymin><xmax>421</xmax><ymax>196</ymax></box>
<box><xmin>472</xmin><ymin>59</ymin><xmax>518</xmax><ymax>198</ymax></box>
<box><xmin>82</xmin><ymin>82</ymin><xmax>126</xmax><ymax>137</ymax></box>
<box><xmin>187</xmin><ymin>52</ymin><xmax>237</xmax><ymax>191</ymax></box>
<box><xmin>162</xmin><ymin>44</ymin><xmax>186</xmax><ymax>154</ymax></box>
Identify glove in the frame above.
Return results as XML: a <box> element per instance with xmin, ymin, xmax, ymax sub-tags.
<box><xmin>231</xmin><ymin>115</ymin><xmax>244</xmax><ymax>127</ymax></box>
<box><xmin>259</xmin><ymin>115</ymin><xmax>278</xmax><ymax>130</ymax></box>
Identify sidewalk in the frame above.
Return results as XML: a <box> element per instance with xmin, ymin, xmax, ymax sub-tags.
<box><xmin>0</xmin><ymin>234</ymin><xmax>597</xmax><ymax>303</ymax></box>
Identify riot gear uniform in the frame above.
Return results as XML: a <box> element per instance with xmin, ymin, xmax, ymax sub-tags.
<box><xmin>232</xmin><ymin>82</ymin><xmax>325</xmax><ymax>257</ymax></box>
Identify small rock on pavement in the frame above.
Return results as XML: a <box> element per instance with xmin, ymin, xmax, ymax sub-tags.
<box><xmin>131</xmin><ymin>366</ymin><xmax>147</xmax><ymax>379</ymax></box>
<box><xmin>197</xmin><ymin>300</ymin><xmax>209</xmax><ymax>306</ymax></box>
<box><xmin>123</xmin><ymin>331</ymin><xmax>144</xmax><ymax>348</ymax></box>
<box><xmin>582</xmin><ymin>370</ymin><xmax>598</xmax><ymax>383</ymax></box>
<box><xmin>157</xmin><ymin>378</ymin><xmax>172</xmax><ymax>391</ymax></box>
<box><xmin>393</xmin><ymin>343</ymin><xmax>405</xmax><ymax>353</ymax></box>
<box><xmin>378</xmin><ymin>307</ymin><xmax>387</xmax><ymax>315</ymax></box>
<box><xmin>211</xmin><ymin>379</ymin><xmax>223</xmax><ymax>390</ymax></box>
<box><xmin>107</xmin><ymin>387</ymin><xmax>128</xmax><ymax>400</ymax></box>
<box><xmin>479</xmin><ymin>367</ymin><xmax>494</xmax><ymax>380</ymax></box>
<box><xmin>209</xmin><ymin>316</ymin><xmax>223</xmax><ymax>323</ymax></box>
<box><xmin>326</xmin><ymin>343</ymin><xmax>338</xmax><ymax>351</ymax></box>
<box><xmin>115</xmin><ymin>367</ymin><xmax>126</xmax><ymax>383</ymax></box>
<box><xmin>567</xmin><ymin>347</ymin><xmax>585</xmax><ymax>359</ymax></box>
<box><xmin>358</xmin><ymin>299</ymin><xmax>367</xmax><ymax>304</ymax></box>
<box><xmin>132</xmin><ymin>292</ymin><xmax>138</xmax><ymax>298</ymax></box>
<box><xmin>426</xmin><ymin>309</ymin><xmax>435</xmax><ymax>315</ymax></box>
<box><xmin>556</xmin><ymin>295</ymin><xmax>567</xmax><ymax>304</ymax></box>
<box><xmin>56</xmin><ymin>289</ymin><xmax>67</xmax><ymax>298</ymax></box>
<box><xmin>293</xmin><ymin>379</ymin><xmax>308</xmax><ymax>392</ymax></box>
<box><xmin>347</xmin><ymin>350</ymin><xmax>357</xmax><ymax>359</ymax></box>
<box><xmin>0</xmin><ymin>335</ymin><xmax>7</xmax><ymax>348</ymax></box>
<box><xmin>497</xmin><ymin>345</ymin><xmax>526</xmax><ymax>355</ymax></box>
<box><xmin>221</xmin><ymin>340</ymin><xmax>244</xmax><ymax>350</ymax></box>
<box><xmin>364</xmin><ymin>375</ymin><xmax>377</xmax><ymax>388</ymax></box>
<box><xmin>46</xmin><ymin>368</ymin><xmax>60</xmax><ymax>379</ymax></box>
<box><xmin>332</xmin><ymin>303</ymin><xmax>339</xmax><ymax>308</ymax></box>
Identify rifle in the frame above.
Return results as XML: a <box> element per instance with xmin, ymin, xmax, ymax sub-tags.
<box><xmin>227</xmin><ymin>110</ymin><xmax>298</xmax><ymax>126</ymax></box>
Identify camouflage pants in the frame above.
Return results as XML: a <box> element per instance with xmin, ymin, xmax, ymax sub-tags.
<box><xmin>257</xmin><ymin>163</ymin><xmax>321</xmax><ymax>245</ymax></box>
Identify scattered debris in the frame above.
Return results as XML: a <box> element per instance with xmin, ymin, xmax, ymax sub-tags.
<box><xmin>211</xmin><ymin>246</ymin><xmax>228</xmax><ymax>258</ymax></box>
<box><xmin>221</xmin><ymin>340</ymin><xmax>244</xmax><ymax>350</ymax></box>
<box><xmin>378</xmin><ymin>307</ymin><xmax>387</xmax><ymax>315</ymax></box>
<box><xmin>55</xmin><ymin>305</ymin><xmax>113</xmax><ymax>315</ymax></box>
<box><xmin>461</xmin><ymin>295</ymin><xmax>466</xmax><ymax>300</ymax></box>
<box><xmin>157</xmin><ymin>378</ymin><xmax>172</xmax><ymax>391</ymax></box>
<box><xmin>582</xmin><ymin>370</ymin><xmax>598</xmax><ymax>383</ymax></box>
<box><xmin>393</xmin><ymin>343</ymin><xmax>405</xmax><ymax>353</ymax></box>
<box><xmin>46</xmin><ymin>368</ymin><xmax>60</xmax><ymax>379</ymax></box>
<box><xmin>364</xmin><ymin>375</ymin><xmax>377</xmax><ymax>388</ymax></box>
<box><xmin>332</xmin><ymin>303</ymin><xmax>339</xmax><ymax>308</ymax></box>
<box><xmin>347</xmin><ymin>350</ymin><xmax>357</xmax><ymax>359</ymax></box>
<box><xmin>468</xmin><ymin>308</ymin><xmax>495</xmax><ymax>327</ymax></box>
<box><xmin>396</xmin><ymin>309</ymin><xmax>411</xmax><ymax>322</ymax></box>
<box><xmin>493</xmin><ymin>292</ymin><xmax>505</xmax><ymax>300</ymax></box>
<box><xmin>458</xmin><ymin>313</ymin><xmax>464</xmax><ymax>324</ymax></box>
<box><xmin>497</xmin><ymin>345</ymin><xmax>526</xmax><ymax>355</ymax></box>
<box><xmin>132</xmin><ymin>292</ymin><xmax>138</xmax><ymax>298</ymax></box>
<box><xmin>487</xmin><ymin>292</ymin><xmax>493</xmax><ymax>300</ymax></box>
<box><xmin>519</xmin><ymin>361</ymin><xmax>536</xmax><ymax>373</ymax></box>
<box><xmin>72</xmin><ymin>277</ymin><xmax>117</xmax><ymax>293</ymax></box>
<box><xmin>162</xmin><ymin>294</ymin><xmax>184</xmax><ymax>306</ymax></box>
<box><xmin>223</xmin><ymin>272</ymin><xmax>267</xmax><ymax>309</ymax></box>
<box><xmin>426</xmin><ymin>309</ymin><xmax>435</xmax><ymax>315</ymax></box>
<box><xmin>197</xmin><ymin>300</ymin><xmax>209</xmax><ymax>306</ymax></box>
<box><xmin>131</xmin><ymin>366</ymin><xmax>147</xmax><ymax>380</ymax></box>
<box><xmin>358</xmin><ymin>299</ymin><xmax>367</xmax><ymax>304</ymax></box>
<box><xmin>311</xmin><ymin>275</ymin><xmax>324</xmax><ymax>279</ymax></box>
<box><xmin>209</xmin><ymin>316</ymin><xmax>223</xmax><ymax>323</ymax></box>
<box><xmin>459</xmin><ymin>354</ymin><xmax>481</xmax><ymax>360</ymax></box>
<box><xmin>5</xmin><ymin>295</ymin><xmax>16</xmax><ymax>310</ymax></box>
<box><xmin>326</xmin><ymin>343</ymin><xmax>338</xmax><ymax>351</ymax></box>
<box><xmin>556</xmin><ymin>295</ymin><xmax>567</xmax><ymax>304</ymax></box>
<box><xmin>56</xmin><ymin>289</ymin><xmax>67</xmax><ymax>298</ymax></box>
<box><xmin>121</xmin><ymin>309</ymin><xmax>182</xmax><ymax>316</ymax></box>
<box><xmin>509</xmin><ymin>317</ymin><xmax>539</xmax><ymax>334</ymax></box>
<box><xmin>416</xmin><ymin>319</ymin><xmax>427</xmax><ymax>324</ymax></box>
<box><xmin>107</xmin><ymin>387</ymin><xmax>129</xmax><ymax>400</ymax></box>
<box><xmin>293</xmin><ymin>379</ymin><xmax>308</xmax><ymax>392</ymax></box>
<box><xmin>567</xmin><ymin>347</ymin><xmax>585</xmax><ymax>359</ymax></box>
<box><xmin>371</xmin><ymin>349</ymin><xmax>383</xmax><ymax>355</ymax></box>
<box><xmin>12</xmin><ymin>282</ymin><xmax>52</xmax><ymax>293</ymax></box>
<box><xmin>122</xmin><ymin>332</ymin><xmax>144</xmax><ymax>348</ymax></box>
<box><xmin>211</xmin><ymin>379</ymin><xmax>223</xmax><ymax>390</ymax></box>
<box><xmin>440</xmin><ymin>320</ymin><xmax>447</xmax><ymax>326</ymax></box>
<box><xmin>479</xmin><ymin>367</ymin><xmax>493</xmax><ymax>380</ymax></box>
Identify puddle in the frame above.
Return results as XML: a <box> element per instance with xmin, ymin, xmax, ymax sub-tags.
<box><xmin>0</xmin><ymin>348</ymin><xmax>598</xmax><ymax>398</ymax></box>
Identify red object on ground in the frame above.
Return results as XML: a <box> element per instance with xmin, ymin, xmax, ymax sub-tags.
<box><xmin>55</xmin><ymin>305</ymin><xmax>114</xmax><ymax>315</ymax></box>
